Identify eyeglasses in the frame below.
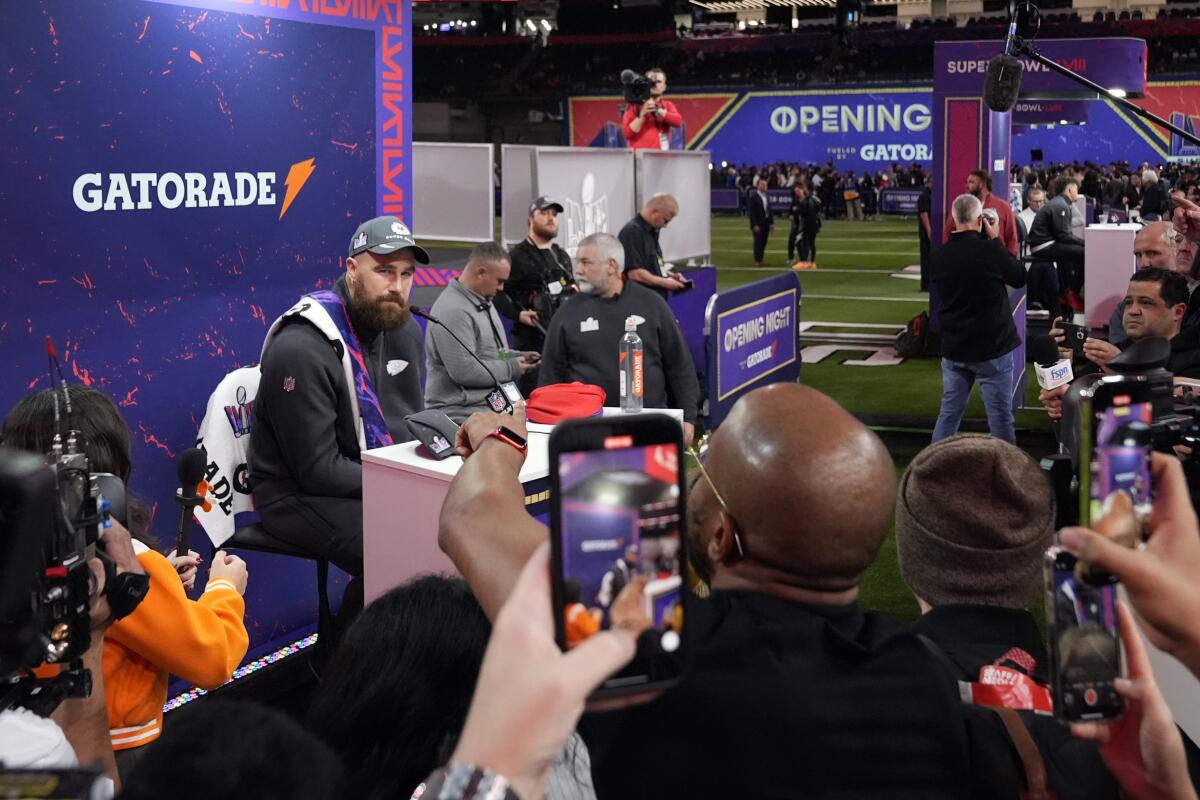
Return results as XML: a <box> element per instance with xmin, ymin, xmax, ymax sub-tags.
<box><xmin>687</xmin><ymin>446</ymin><xmax>745</xmax><ymax>559</ymax></box>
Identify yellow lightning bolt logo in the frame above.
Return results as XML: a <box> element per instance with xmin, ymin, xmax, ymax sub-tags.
<box><xmin>279</xmin><ymin>158</ymin><xmax>316</xmax><ymax>220</ymax></box>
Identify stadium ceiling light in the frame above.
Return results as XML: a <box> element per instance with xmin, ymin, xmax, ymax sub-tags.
<box><xmin>540</xmin><ymin>19</ymin><xmax>552</xmax><ymax>32</ymax></box>
<box><xmin>524</xmin><ymin>18</ymin><xmax>537</xmax><ymax>32</ymax></box>
<box><xmin>1108</xmin><ymin>87</ymin><xmax>1127</xmax><ymax>98</ymax></box>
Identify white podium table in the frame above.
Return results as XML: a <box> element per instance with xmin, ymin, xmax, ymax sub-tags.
<box><xmin>1083</xmin><ymin>223</ymin><xmax>1138</xmax><ymax>329</ymax></box>
<box><xmin>361</xmin><ymin>408</ymin><xmax>682</xmax><ymax>604</ymax></box>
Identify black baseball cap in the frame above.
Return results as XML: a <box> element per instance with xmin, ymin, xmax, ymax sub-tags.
<box><xmin>529</xmin><ymin>195</ymin><xmax>564</xmax><ymax>215</ymax></box>
<box><xmin>348</xmin><ymin>216</ymin><xmax>431</xmax><ymax>263</ymax></box>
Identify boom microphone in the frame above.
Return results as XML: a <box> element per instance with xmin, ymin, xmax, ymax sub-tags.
<box><xmin>412</xmin><ymin>307</ymin><xmax>521</xmax><ymax>414</ymax></box>
<box><xmin>620</xmin><ymin>69</ymin><xmax>639</xmax><ymax>85</ymax></box>
<box><xmin>984</xmin><ymin>52</ymin><xmax>1023</xmax><ymax>113</ymax></box>
<box><xmin>174</xmin><ymin>447</ymin><xmax>207</xmax><ymax>562</ymax></box>
<box><xmin>1031</xmin><ymin>334</ymin><xmax>1073</xmax><ymax>390</ymax></box>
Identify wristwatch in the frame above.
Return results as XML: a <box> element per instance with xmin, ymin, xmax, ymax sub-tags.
<box><xmin>485</xmin><ymin>425</ymin><xmax>528</xmax><ymax>456</ymax></box>
<box><xmin>412</xmin><ymin>763</ymin><xmax>519</xmax><ymax>800</ymax></box>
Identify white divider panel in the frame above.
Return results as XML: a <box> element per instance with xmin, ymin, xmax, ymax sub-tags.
<box><xmin>532</xmin><ymin>147</ymin><xmax>636</xmax><ymax>257</ymax></box>
<box><xmin>412</xmin><ymin>142</ymin><xmax>495</xmax><ymax>243</ymax></box>
<box><xmin>501</xmin><ymin>145</ymin><xmax>536</xmax><ymax>246</ymax></box>
<box><xmin>636</xmin><ymin>150</ymin><xmax>712</xmax><ymax>264</ymax></box>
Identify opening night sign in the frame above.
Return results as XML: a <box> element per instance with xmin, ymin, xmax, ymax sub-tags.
<box><xmin>716</xmin><ymin>289</ymin><xmax>797</xmax><ymax>401</ymax></box>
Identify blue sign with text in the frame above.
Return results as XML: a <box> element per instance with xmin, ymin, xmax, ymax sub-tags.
<box><xmin>699</xmin><ymin>88</ymin><xmax>933</xmax><ymax>173</ymax></box>
<box><xmin>705</xmin><ymin>272</ymin><xmax>801</xmax><ymax>427</ymax></box>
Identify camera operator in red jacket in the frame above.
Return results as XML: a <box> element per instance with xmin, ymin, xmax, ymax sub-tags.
<box><xmin>622</xmin><ymin>67</ymin><xmax>683</xmax><ymax>152</ymax></box>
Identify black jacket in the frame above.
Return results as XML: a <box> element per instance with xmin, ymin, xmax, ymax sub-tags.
<box><xmin>496</xmin><ymin>238</ymin><xmax>574</xmax><ymax>351</ymax></box>
<box><xmin>1167</xmin><ymin>324</ymin><xmax>1200</xmax><ymax>377</ymax></box>
<box><xmin>1141</xmin><ymin>181</ymin><xmax>1171</xmax><ymax>217</ymax></box>
<box><xmin>1028</xmin><ymin>195</ymin><xmax>1084</xmax><ymax>248</ymax></box>
<box><xmin>912</xmin><ymin>606</ymin><xmax>1121</xmax><ymax>800</ymax></box>
<box><xmin>583</xmin><ymin>592</ymin><xmax>1013</xmax><ymax>798</ymax></box>
<box><xmin>249</xmin><ymin>277</ymin><xmax>425</xmax><ymax>506</ymax></box>
<box><xmin>931</xmin><ymin>232</ymin><xmax>1026</xmax><ymax>362</ymax></box>
<box><xmin>747</xmin><ymin>191</ymin><xmax>773</xmax><ymax>229</ymax></box>
<box><xmin>538</xmin><ymin>281</ymin><xmax>700</xmax><ymax>422</ymax></box>
<box><xmin>788</xmin><ymin>196</ymin><xmax>820</xmax><ymax>237</ymax></box>
<box><xmin>617</xmin><ymin>214</ymin><xmax>664</xmax><ymax>277</ymax></box>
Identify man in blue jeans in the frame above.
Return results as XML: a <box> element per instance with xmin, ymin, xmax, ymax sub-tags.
<box><xmin>930</xmin><ymin>193</ymin><xmax>1026</xmax><ymax>444</ymax></box>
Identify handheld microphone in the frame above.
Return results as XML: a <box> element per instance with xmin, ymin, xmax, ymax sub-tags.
<box><xmin>412</xmin><ymin>307</ymin><xmax>522</xmax><ymax>414</ymax></box>
<box><xmin>1031</xmin><ymin>334</ymin><xmax>1073</xmax><ymax>390</ymax></box>
<box><xmin>174</xmin><ymin>447</ymin><xmax>207</xmax><ymax>562</ymax></box>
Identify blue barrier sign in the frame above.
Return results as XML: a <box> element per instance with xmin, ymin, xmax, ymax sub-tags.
<box><xmin>880</xmin><ymin>188</ymin><xmax>923</xmax><ymax>215</ymax></box>
<box><xmin>705</xmin><ymin>272</ymin><xmax>802</xmax><ymax>427</ymax></box>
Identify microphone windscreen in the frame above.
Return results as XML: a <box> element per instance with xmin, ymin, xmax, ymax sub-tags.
<box><xmin>1030</xmin><ymin>334</ymin><xmax>1061</xmax><ymax>367</ymax></box>
<box><xmin>620</xmin><ymin>69</ymin><xmax>638</xmax><ymax>85</ymax></box>
<box><xmin>984</xmin><ymin>53</ymin><xmax>1023</xmax><ymax>113</ymax></box>
<box><xmin>176</xmin><ymin>447</ymin><xmax>207</xmax><ymax>488</ymax></box>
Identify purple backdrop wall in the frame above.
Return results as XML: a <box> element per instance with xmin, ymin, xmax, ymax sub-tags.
<box><xmin>1</xmin><ymin>0</ymin><xmax>412</xmax><ymax>665</ymax></box>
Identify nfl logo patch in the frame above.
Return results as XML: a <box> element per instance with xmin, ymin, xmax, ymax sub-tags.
<box><xmin>283</xmin><ymin>376</ymin><xmax>296</xmax><ymax>392</ymax></box>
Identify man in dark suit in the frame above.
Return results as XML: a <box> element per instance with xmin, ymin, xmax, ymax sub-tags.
<box><xmin>748</xmin><ymin>177</ymin><xmax>774</xmax><ymax>266</ymax></box>
<box><xmin>930</xmin><ymin>193</ymin><xmax>1026</xmax><ymax>445</ymax></box>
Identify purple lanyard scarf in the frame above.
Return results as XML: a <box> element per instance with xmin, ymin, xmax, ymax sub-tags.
<box><xmin>307</xmin><ymin>290</ymin><xmax>394</xmax><ymax>450</ymax></box>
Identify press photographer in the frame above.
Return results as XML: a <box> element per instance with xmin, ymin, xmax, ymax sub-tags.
<box><xmin>2</xmin><ymin>385</ymin><xmax>248</xmax><ymax>785</ymax></box>
<box><xmin>620</xmin><ymin>67</ymin><xmax>683</xmax><ymax>152</ymax></box>
<box><xmin>0</xmin><ymin>383</ymin><xmax>151</xmax><ymax>793</ymax></box>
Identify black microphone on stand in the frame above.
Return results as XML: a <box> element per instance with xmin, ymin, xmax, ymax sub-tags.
<box><xmin>174</xmin><ymin>448</ymin><xmax>207</xmax><ymax>562</ymax></box>
<box><xmin>412</xmin><ymin>307</ymin><xmax>523</xmax><ymax>414</ymax></box>
<box><xmin>983</xmin><ymin>4</ymin><xmax>1024</xmax><ymax>112</ymax></box>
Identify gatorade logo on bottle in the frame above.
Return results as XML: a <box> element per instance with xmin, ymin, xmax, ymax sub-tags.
<box><xmin>632</xmin><ymin>351</ymin><xmax>644</xmax><ymax>397</ymax></box>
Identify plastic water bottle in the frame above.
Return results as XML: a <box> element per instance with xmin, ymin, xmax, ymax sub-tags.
<box><xmin>619</xmin><ymin>316</ymin><xmax>644</xmax><ymax>412</ymax></box>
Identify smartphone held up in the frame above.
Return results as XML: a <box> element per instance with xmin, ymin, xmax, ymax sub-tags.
<box><xmin>548</xmin><ymin>414</ymin><xmax>688</xmax><ymax>699</ymax></box>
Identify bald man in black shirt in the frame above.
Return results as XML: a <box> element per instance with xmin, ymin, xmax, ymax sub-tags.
<box><xmin>440</xmin><ymin>384</ymin><xmax>1027</xmax><ymax>799</ymax></box>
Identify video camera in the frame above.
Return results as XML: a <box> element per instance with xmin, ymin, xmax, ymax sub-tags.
<box><xmin>1</xmin><ymin>354</ymin><xmax>145</xmax><ymax>715</ymax></box>
<box><xmin>620</xmin><ymin>69</ymin><xmax>653</xmax><ymax>105</ymax></box>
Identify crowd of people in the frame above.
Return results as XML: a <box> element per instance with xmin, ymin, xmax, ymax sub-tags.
<box><xmin>6</xmin><ymin>185</ymin><xmax>1200</xmax><ymax>798</ymax></box>
<box><xmin>717</xmin><ymin>160</ymin><xmax>928</xmax><ymax>220</ymax></box>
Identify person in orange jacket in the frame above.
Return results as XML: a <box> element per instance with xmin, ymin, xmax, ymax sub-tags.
<box><xmin>1</xmin><ymin>385</ymin><xmax>250</xmax><ymax>781</ymax></box>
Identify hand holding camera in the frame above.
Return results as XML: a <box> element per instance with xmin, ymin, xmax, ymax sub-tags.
<box><xmin>981</xmin><ymin>208</ymin><xmax>999</xmax><ymax>239</ymax></box>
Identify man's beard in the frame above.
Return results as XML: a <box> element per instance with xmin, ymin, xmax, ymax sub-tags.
<box><xmin>532</xmin><ymin>220</ymin><xmax>557</xmax><ymax>240</ymax></box>
<box><xmin>575</xmin><ymin>278</ymin><xmax>599</xmax><ymax>295</ymax></box>
<box><xmin>349</xmin><ymin>278</ymin><xmax>410</xmax><ymax>331</ymax></box>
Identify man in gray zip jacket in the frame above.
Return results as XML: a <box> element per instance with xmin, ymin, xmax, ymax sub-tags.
<box><xmin>424</xmin><ymin>242</ymin><xmax>540</xmax><ymax>421</ymax></box>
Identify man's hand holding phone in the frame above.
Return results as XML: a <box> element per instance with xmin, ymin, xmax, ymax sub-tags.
<box><xmin>1071</xmin><ymin>602</ymin><xmax>1198</xmax><ymax>800</ymax></box>
<box><xmin>1085</xmin><ymin>338</ymin><xmax>1122</xmax><ymax>369</ymax></box>
<box><xmin>981</xmin><ymin>211</ymin><xmax>999</xmax><ymax>240</ymax></box>
<box><xmin>1050</xmin><ymin>316</ymin><xmax>1074</xmax><ymax>362</ymax></box>
<box><xmin>1061</xmin><ymin>454</ymin><xmax>1200</xmax><ymax>678</ymax></box>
